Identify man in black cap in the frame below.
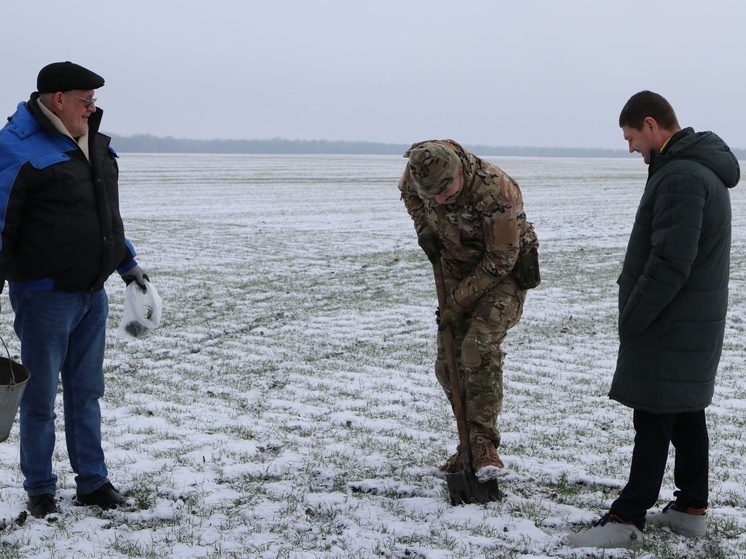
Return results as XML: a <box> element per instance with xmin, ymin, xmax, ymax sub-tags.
<box><xmin>0</xmin><ymin>61</ymin><xmax>150</xmax><ymax>518</ymax></box>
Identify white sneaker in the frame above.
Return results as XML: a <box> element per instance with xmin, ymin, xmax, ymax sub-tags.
<box><xmin>565</xmin><ymin>515</ymin><xmax>643</xmax><ymax>549</ymax></box>
<box><xmin>647</xmin><ymin>503</ymin><xmax>706</xmax><ymax>538</ymax></box>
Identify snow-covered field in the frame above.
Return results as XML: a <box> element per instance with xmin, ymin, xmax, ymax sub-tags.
<box><xmin>1</xmin><ymin>153</ymin><xmax>744</xmax><ymax>558</ymax></box>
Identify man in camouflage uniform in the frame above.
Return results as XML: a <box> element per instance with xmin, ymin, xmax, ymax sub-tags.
<box><xmin>399</xmin><ymin>139</ymin><xmax>539</xmax><ymax>480</ymax></box>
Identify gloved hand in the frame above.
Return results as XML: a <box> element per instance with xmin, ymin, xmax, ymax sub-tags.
<box><xmin>121</xmin><ymin>264</ymin><xmax>149</xmax><ymax>293</ymax></box>
<box><xmin>417</xmin><ymin>232</ymin><xmax>442</xmax><ymax>264</ymax></box>
<box><xmin>437</xmin><ymin>308</ymin><xmax>464</xmax><ymax>332</ymax></box>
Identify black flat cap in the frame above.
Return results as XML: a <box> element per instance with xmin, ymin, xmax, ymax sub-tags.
<box><xmin>37</xmin><ymin>61</ymin><xmax>105</xmax><ymax>93</ymax></box>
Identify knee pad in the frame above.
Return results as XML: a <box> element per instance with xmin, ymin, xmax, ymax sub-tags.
<box><xmin>461</xmin><ymin>333</ymin><xmax>481</xmax><ymax>368</ymax></box>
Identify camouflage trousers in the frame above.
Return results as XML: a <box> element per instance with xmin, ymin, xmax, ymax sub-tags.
<box><xmin>435</xmin><ymin>275</ymin><xmax>525</xmax><ymax>448</ymax></box>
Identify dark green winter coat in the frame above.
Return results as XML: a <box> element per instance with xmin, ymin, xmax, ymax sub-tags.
<box><xmin>609</xmin><ymin>128</ymin><xmax>740</xmax><ymax>413</ymax></box>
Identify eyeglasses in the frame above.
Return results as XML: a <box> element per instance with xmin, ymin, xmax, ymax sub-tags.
<box><xmin>62</xmin><ymin>93</ymin><xmax>97</xmax><ymax>108</ymax></box>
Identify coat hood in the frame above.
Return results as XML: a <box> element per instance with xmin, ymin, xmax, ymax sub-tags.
<box><xmin>650</xmin><ymin>127</ymin><xmax>740</xmax><ymax>189</ymax></box>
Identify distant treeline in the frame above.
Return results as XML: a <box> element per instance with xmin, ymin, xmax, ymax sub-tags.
<box><xmin>107</xmin><ymin>133</ymin><xmax>746</xmax><ymax>159</ymax></box>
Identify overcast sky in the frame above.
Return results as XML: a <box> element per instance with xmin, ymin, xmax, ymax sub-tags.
<box><xmin>2</xmin><ymin>1</ymin><xmax>745</xmax><ymax>149</ymax></box>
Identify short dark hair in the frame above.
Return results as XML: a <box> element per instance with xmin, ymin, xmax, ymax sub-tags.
<box><xmin>618</xmin><ymin>90</ymin><xmax>679</xmax><ymax>130</ymax></box>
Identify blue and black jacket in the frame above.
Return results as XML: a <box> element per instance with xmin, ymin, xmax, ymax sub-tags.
<box><xmin>0</xmin><ymin>93</ymin><xmax>137</xmax><ymax>293</ymax></box>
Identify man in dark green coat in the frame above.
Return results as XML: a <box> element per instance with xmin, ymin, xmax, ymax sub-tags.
<box><xmin>567</xmin><ymin>91</ymin><xmax>740</xmax><ymax>549</ymax></box>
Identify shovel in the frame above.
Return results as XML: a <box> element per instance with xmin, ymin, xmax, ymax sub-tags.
<box><xmin>433</xmin><ymin>259</ymin><xmax>502</xmax><ymax>505</ymax></box>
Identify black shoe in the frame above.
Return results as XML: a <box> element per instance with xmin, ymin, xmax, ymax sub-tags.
<box><xmin>28</xmin><ymin>494</ymin><xmax>57</xmax><ymax>518</ymax></box>
<box><xmin>76</xmin><ymin>482</ymin><xmax>127</xmax><ymax>509</ymax></box>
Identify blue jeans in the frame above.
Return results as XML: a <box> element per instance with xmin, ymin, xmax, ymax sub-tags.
<box><xmin>9</xmin><ymin>287</ymin><xmax>111</xmax><ymax>496</ymax></box>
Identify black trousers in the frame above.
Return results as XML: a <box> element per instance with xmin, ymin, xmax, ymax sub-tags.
<box><xmin>610</xmin><ymin>409</ymin><xmax>709</xmax><ymax>527</ymax></box>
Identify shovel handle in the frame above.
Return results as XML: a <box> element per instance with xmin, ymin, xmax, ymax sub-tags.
<box><xmin>433</xmin><ymin>259</ymin><xmax>471</xmax><ymax>453</ymax></box>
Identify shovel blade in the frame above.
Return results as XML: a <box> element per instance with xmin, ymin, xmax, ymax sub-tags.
<box><xmin>446</xmin><ymin>470</ymin><xmax>473</xmax><ymax>505</ymax></box>
<box><xmin>470</xmin><ymin>476</ymin><xmax>502</xmax><ymax>504</ymax></box>
<box><xmin>446</xmin><ymin>467</ymin><xmax>502</xmax><ymax>505</ymax></box>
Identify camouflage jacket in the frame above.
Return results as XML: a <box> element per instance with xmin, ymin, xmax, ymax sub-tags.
<box><xmin>399</xmin><ymin>139</ymin><xmax>539</xmax><ymax>311</ymax></box>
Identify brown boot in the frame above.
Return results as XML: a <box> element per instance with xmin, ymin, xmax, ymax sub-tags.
<box><xmin>438</xmin><ymin>450</ymin><xmax>464</xmax><ymax>473</ymax></box>
<box><xmin>472</xmin><ymin>438</ymin><xmax>504</xmax><ymax>481</ymax></box>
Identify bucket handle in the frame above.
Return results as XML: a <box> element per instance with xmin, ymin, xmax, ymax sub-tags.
<box><xmin>0</xmin><ymin>335</ymin><xmax>18</xmax><ymax>387</ymax></box>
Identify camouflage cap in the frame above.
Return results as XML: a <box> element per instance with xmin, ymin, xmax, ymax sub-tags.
<box><xmin>407</xmin><ymin>142</ymin><xmax>461</xmax><ymax>197</ymax></box>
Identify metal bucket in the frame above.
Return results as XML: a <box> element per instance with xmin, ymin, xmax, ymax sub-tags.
<box><xmin>0</xmin><ymin>339</ymin><xmax>29</xmax><ymax>443</ymax></box>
